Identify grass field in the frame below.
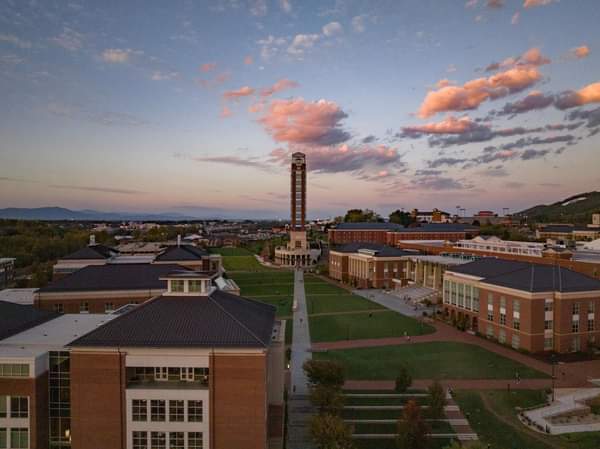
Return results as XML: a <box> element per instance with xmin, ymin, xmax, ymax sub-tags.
<box><xmin>309</xmin><ymin>310</ymin><xmax>435</xmax><ymax>342</ymax></box>
<box><xmin>353</xmin><ymin>438</ymin><xmax>452</xmax><ymax>449</ymax></box>
<box><xmin>455</xmin><ymin>390</ymin><xmax>600</xmax><ymax>449</ymax></box>
<box><xmin>210</xmin><ymin>247</ymin><xmax>254</xmax><ymax>256</ymax></box>
<box><xmin>249</xmin><ymin>296</ymin><xmax>293</xmax><ymax>317</ymax></box>
<box><xmin>222</xmin><ymin>255</ymin><xmax>273</xmax><ymax>272</ymax></box>
<box><xmin>306</xmin><ymin>293</ymin><xmax>384</xmax><ymax>314</ymax></box>
<box><xmin>314</xmin><ymin>342</ymin><xmax>550</xmax><ymax>380</ymax></box>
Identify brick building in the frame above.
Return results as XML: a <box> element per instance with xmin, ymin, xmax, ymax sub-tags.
<box><xmin>1</xmin><ymin>272</ymin><xmax>284</xmax><ymax>449</ymax></box>
<box><xmin>328</xmin><ymin>222</ymin><xmax>479</xmax><ymax>246</ymax></box>
<box><xmin>329</xmin><ymin>243</ymin><xmax>414</xmax><ymax>289</ymax></box>
<box><xmin>442</xmin><ymin>258</ymin><xmax>600</xmax><ymax>353</ymax></box>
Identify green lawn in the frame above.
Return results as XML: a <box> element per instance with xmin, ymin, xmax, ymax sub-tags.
<box><xmin>306</xmin><ymin>294</ymin><xmax>384</xmax><ymax>314</ymax></box>
<box><xmin>248</xmin><ymin>296</ymin><xmax>292</xmax><ymax>317</ymax></box>
<box><xmin>210</xmin><ymin>247</ymin><xmax>254</xmax><ymax>256</ymax></box>
<box><xmin>222</xmin><ymin>256</ymin><xmax>272</xmax><ymax>271</ymax></box>
<box><xmin>309</xmin><ymin>310</ymin><xmax>435</xmax><ymax>342</ymax></box>
<box><xmin>305</xmin><ymin>282</ymin><xmax>349</xmax><ymax>295</ymax></box>
<box><xmin>285</xmin><ymin>319</ymin><xmax>293</xmax><ymax>345</ymax></box>
<box><xmin>455</xmin><ymin>390</ymin><xmax>600</xmax><ymax>449</ymax></box>
<box><xmin>237</xmin><ymin>284</ymin><xmax>294</xmax><ymax>296</ymax></box>
<box><xmin>345</xmin><ymin>396</ymin><xmax>429</xmax><ymax>406</ymax></box>
<box><xmin>351</xmin><ymin>420</ymin><xmax>454</xmax><ymax>435</ymax></box>
<box><xmin>314</xmin><ymin>342</ymin><xmax>550</xmax><ymax>380</ymax></box>
<box><xmin>353</xmin><ymin>437</ymin><xmax>452</xmax><ymax>449</ymax></box>
<box><xmin>231</xmin><ymin>272</ymin><xmax>294</xmax><ymax>284</ymax></box>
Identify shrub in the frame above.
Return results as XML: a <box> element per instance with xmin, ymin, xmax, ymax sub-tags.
<box><xmin>395</xmin><ymin>366</ymin><xmax>412</xmax><ymax>393</ymax></box>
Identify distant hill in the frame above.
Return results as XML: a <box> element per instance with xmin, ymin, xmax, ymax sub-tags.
<box><xmin>0</xmin><ymin>207</ymin><xmax>198</xmax><ymax>221</ymax></box>
<box><xmin>516</xmin><ymin>191</ymin><xmax>600</xmax><ymax>224</ymax></box>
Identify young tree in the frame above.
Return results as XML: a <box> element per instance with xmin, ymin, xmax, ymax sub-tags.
<box><xmin>396</xmin><ymin>400</ymin><xmax>430</xmax><ymax>449</ymax></box>
<box><xmin>394</xmin><ymin>366</ymin><xmax>412</xmax><ymax>393</ymax></box>
<box><xmin>310</xmin><ymin>414</ymin><xmax>355</xmax><ymax>449</ymax></box>
<box><xmin>303</xmin><ymin>360</ymin><xmax>345</xmax><ymax>388</ymax></box>
<box><xmin>309</xmin><ymin>384</ymin><xmax>344</xmax><ymax>415</ymax></box>
<box><xmin>389</xmin><ymin>210</ymin><xmax>413</xmax><ymax>226</ymax></box>
<box><xmin>428</xmin><ymin>380</ymin><xmax>447</xmax><ymax>419</ymax></box>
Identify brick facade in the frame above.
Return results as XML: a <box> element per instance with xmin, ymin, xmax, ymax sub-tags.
<box><xmin>35</xmin><ymin>291</ymin><xmax>162</xmax><ymax>314</ymax></box>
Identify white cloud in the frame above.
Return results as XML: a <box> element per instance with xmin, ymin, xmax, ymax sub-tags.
<box><xmin>150</xmin><ymin>71</ymin><xmax>179</xmax><ymax>81</ymax></box>
<box><xmin>257</xmin><ymin>35</ymin><xmax>287</xmax><ymax>60</ymax></box>
<box><xmin>351</xmin><ymin>15</ymin><xmax>366</xmax><ymax>33</ymax></box>
<box><xmin>0</xmin><ymin>34</ymin><xmax>32</xmax><ymax>49</ymax></box>
<box><xmin>250</xmin><ymin>0</ymin><xmax>267</xmax><ymax>16</ymax></box>
<box><xmin>322</xmin><ymin>21</ymin><xmax>343</xmax><ymax>37</ymax></box>
<box><xmin>101</xmin><ymin>48</ymin><xmax>140</xmax><ymax>63</ymax></box>
<box><xmin>287</xmin><ymin>34</ymin><xmax>320</xmax><ymax>56</ymax></box>
<box><xmin>50</xmin><ymin>27</ymin><xmax>84</xmax><ymax>51</ymax></box>
<box><xmin>279</xmin><ymin>0</ymin><xmax>292</xmax><ymax>13</ymax></box>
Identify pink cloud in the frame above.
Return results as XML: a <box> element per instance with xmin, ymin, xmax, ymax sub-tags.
<box><xmin>523</xmin><ymin>0</ymin><xmax>555</xmax><ymax>8</ymax></box>
<box><xmin>401</xmin><ymin>116</ymin><xmax>481</xmax><ymax>135</ymax></box>
<box><xmin>260</xmin><ymin>78</ymin><xmax>300</xmax><ymax>97</ymax></box>
<box><xmin>259</xmin><ymin>98</ymin><xmax>350</xmax><ymax>146</ymax></box>
<box><xmin>220</xmin><ymin>106</ymin><xmax>233</xmax><ymax>118</ymax></box>
<box><xmin>511</xmin><ymin>11</ymin><xmax>520</xmax><ymax>24</ymax></box>
<box><xmin>244</xmin><ymin>55</ymin><xmax>253</xmax><ymax>65</ymax></box>
<box><xmin>555</xmin><ymin>81</ymin><xmax>600</xmax><ymax>110</ymax></box>
<box><xmin>571</xmin><ymin>45</ymin><xmax>590</xmax><ymax>59</ymax></box>
<box><xmin>435</xmin><ymin>79</ymin><xmax>454</xmax><ymax>89</ymax></box>
<box><xmin>223</xmin><ymin>86</ymin><xmax>255</xmax><ymax>100</ymax></box>
<box><xmin>248</xmin><ymin>101</ymin><xmax>265</xmax><ymax>113</ymax></box>
<box><xmin>465</xmin><ymin>0</ymin><xmax>478</xmax><ymax>8</ymax></box>
<box><xmin>485</xmin><ymin>47</ymin><xmax>550</xmax><ymax>72</ymax></box>
<box><xmin>418</xmin><ymin>66</ymin><xmax>542</xmax><ymax>117</ymax></box>
<box><xmin>200</xmin><ymin>62</ymin><xmax>217</xmax><ymax>72</ymax></box>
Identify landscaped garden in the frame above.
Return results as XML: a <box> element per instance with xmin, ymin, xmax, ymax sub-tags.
<box><xmin>454</xmin><ymin>390</ymin><xmax>600</xmax><ymax>449</ymax></box>
<box><xmin>314</xmin><ymin>342</ymin><xmax>550</xmax><ymax>380</ymax></box>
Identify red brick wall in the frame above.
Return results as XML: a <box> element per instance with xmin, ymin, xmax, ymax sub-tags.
<box><xmin>0</xmin><ymin>374</ymin><xmax>48</xmax><ymax>449</ymax></box>
<box><xmin>70</xmin><ymin>351</ymin><xmax>125</xmax><ymax>449</ymax></box>
<box><xmin>35</xmin><ymin>293</ymin><xmax>154</xmax><ymax>313</ymax></box>
<box><xmin>211</xmin><ymin>353</ymin><xmax>267</xmax><ymax>449</ymax></box>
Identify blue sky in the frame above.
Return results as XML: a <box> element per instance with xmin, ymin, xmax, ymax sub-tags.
<box><xmin>0</xmin><ymin>0</ymin><xmax>599</xmax><ymax>218</ymax></box>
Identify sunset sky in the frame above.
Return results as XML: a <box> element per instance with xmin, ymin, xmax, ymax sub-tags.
<box><xmin>1</xmin><ymin>0</ymin><xmax>599</xmax><ymax>219</ymax></box>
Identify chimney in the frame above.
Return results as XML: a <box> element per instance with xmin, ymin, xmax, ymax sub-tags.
<box><xmin>177</xmin><ymin>234</ymin><xmax>181</xmax><ymax>247</ymax></box>
<box><xmin>89</xmin><ymin>235</ymin><xmax>96</xmax><ymax>246</ymax></box>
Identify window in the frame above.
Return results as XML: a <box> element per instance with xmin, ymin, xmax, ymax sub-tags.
<box><xmin>154</xmin><ymin>367</ymin><xmax>168</xmax><ymax>381</ymax></box>
<box><xmin>544</xmin><ymin>299</ymin><xmax>553</xmax><ymax>312</ymax></box>
<box><xmin>486</xmin><ymin>325</ymin><xmax>494</xmax><ymax>338</ymax></box>
<box><xmin>169</xmin><ymin>432</ymin><xmax>184</xmax><ymax>449</ymax></box>
<box><xmin>132</xmin><ymin>399</ymin><xmax>147</xmax><ymax>421</ymax></box>
<box><xmin>189</xmin><ymin>280</ymin><xmax>201</xmax><ymax>292</ymax></box>
<box><xmin>572</xmin><ymin>320</ymin><xmax>580</xmax><ymax>333</ymax></box>
<box><xmin>512</xmin><ymin>334</ymin><xmax>520</xmax><ymax>349</ymax></box>
<box><xmin>9</xmin><ymin>429</ymin><xmax>27</xmax><ymax>449</ymax></box>
<box><xmin>0</xmin><ymin>429</ymin><xmax>5</xmax><ymax>449</ymax></box>
<box><xmin>105</xmin><ymin>303</ymin><xmax>114</xmax><ymax>313</ymax></box>
<box><xmin>487</xmin><ymin>307</ymin><xmax>494</xmax><ymax>322</ymax></box>
<box><xmin>500</xmin><ymin>296</ymin><xmax>506</xmax><ymax>308</ymax></box>
<box><xmin>188</xmin><ymin>400</ymin><xmax>203</xmax><ymax>422</ymax></box>
<box><xmin>10</xmin><ymin>397</ymin><xmax>28</xmax><ymax>418</ymax></box>
<box><xmin>544</xmin><ymin>337</ymin><xmax>554</xmax><ymax>350</ymax></box>
<box><xmin>500</xmin><ymin>313</ymin><xmax>506</xmax><ymax>326</ymax></box>
<box><xmin>180</xmin><ymin>367</ymin><xmax>194</xmax><ymax>382</ymax></box>
<box><xmin>150</xmin><ymin>400</ymin><xmax>165</xmax><ymax>422</ymax></box>
<box><xmin>0</xmin><ymin>364</ymin><xmax>29</xmax><ymax>378</ymax></box>
<box><xmin>171</xmin><ymin>280</ymin><xmax>184</xmax><ymax>293</ymax></box>
<box><xmin>53</xmin><ymin>303</ymin><xmax>64</xmax><ymax>313</ymax></box>
<box><xmin>188</xmin><ymin>432</ymin><xmax>203</xmax><ymax>449</ymax></box>
<box><xmin>588</xmin><ymin>319</ymin><xmax>595</xmax><ymax>332</ymax></box>
<box><xmin>572</xmin><ymin>302</ymin><xmax>580</xmax><ymax>315</ymax></box>
<box><xmin>513</xmin><ymin>300</ymin><xmax>520</xmax><ymax>313</ymax></box>
<box><xmin>0</xmin><ymin>396</ymin><xmax>5</xmax><ymax>418</ymax></box>
<box><xmin>169</xmin><ymin>400</ymin><xmax>184</xmax><ymax>422</ymax></box>
<box><xmin>498</xmin><ymin>329</ymin><xmax>506</xmax><ymax>344</ymax></box>
<box><xmin>590</xmin><ymin>301</ymin><xmax>596</xmax><ymax>313</ymax></box>
<box><xmin>571</xmin><ymin>336</ymin><xmax>581</xmax><ymax>352</ymax></box>
<box><xmin>79</xmin><ymin>302</ymin><xmax>89</xmax><ymax>313</ymax></box>
<box><xmin>513</xmin><ymin>317</ymin><xmax>520</xmax><ymax>330</ymax></box>
<box><xmin>544</xmin><ymin>320</ymin><xmax>553</xmax><ymax>330</ymax></box>
<box><xmin>150</xmin><ymin>432</ymin><xmax>166</xmax><ymax>449</ymax></box>
<box><xmin>133</xmin><ymin>431</ymin><xmax>147</xmax><ymax>449</ymax></box>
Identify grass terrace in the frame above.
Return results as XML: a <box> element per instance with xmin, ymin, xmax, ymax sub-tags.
<box><xmin>315</xmin><ymin>342</ymin><xmax>549</xmax><ymax>380</ymax></box>
<box><xmin>209</xmin><ymin>247</ymin><xmax>254</xmax><ymax>256</ymax></box>
<box><xmin>455</xmin><ymin>390</ymin><xmax>600</xmax><ymax>449</ymax></box>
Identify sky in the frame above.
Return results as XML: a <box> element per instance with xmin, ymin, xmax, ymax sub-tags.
<box><xmin>0</xmin><ymin>0</ymin><xmax>599</xmax><ymax>219</ymax></box>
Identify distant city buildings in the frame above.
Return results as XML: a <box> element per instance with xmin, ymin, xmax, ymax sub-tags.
<box><xmin>0</xmin><ymin>258</ymin><xmax>15</xmax><ymax>289</ymax></box>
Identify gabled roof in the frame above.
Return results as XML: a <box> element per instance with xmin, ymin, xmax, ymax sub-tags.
<box><xmin>332</xmin><ymin>242</ymin><xmax>414</xmax><ymax>257</ymax></box>
<box><xmin>69</xmin><ymin>290</ymin><xmax>276</xmax><ymax>348</ymax></box>
<box><xmin>38</xmin><ymin>263</ymin><xmax>188</xmax><ymax>293</ymax></box>
<box><xmin>0</xmin><ymin>301</ymin><xmax>59</xmax><ymax>341</ymax></box>
<box><xmin>154</xmin><ymin>244</ymin><xmax>209</xmax><ymax>261</ymax></box>
<box><xmin>61</xmin><ymin>244</ymin><xmax>117</xmax><ymax>260</ymax></box>
<box><xmin>334</xmin><ymin>222</ymin><xmax>404</xmax><ymax>231</ymax></box>
<box><xmin>447</xmin><ymin>258</ymin><xmax>600</xmax><ymax>293</ymax></box>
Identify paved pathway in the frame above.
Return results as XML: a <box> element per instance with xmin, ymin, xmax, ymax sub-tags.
<box><xmin>352</xmin><ymin>288</ymin><xmax>433</xmax><ymax>318</ymax></box>
<box><xmin>287</xmin><ymin>269</ymin><xmax>315</xmax><ymax>449</ymax></box>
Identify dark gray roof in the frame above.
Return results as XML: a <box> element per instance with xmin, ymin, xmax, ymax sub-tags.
<box><xmin>69</xmin><ymin>290</ymin><xmax>276</xmax><ymax>348</ymax></box>
<box><xmin>0</xmin><ymin>301</ymin><xmax>59</xmax><ymax>341</ymax></box>
<box><xmin>61</xmin><ymin>244</ymin><xmax>117</xmax><ymax>260</ymax></box>
<box><xmin>332</xmin><ymin>243</ymin><xmax>416</xmax><ymax>257</ymax></box>
<box><xmin>38</xmin><ymin>263</ymin><xmax>188</xmax><ymax>293</ymax></box>
<box><xmin>155</xmin><ymin>245</ymin><xmax>209</xmax><ymax>261</ymax></box>
<box><xmin>447</xmin><ymin>258</ymin><xmax>600</xmax><ymax>293</ymax></box>
<box><xmin>334</xmin><ymin>222</ymin><xmax>404</xmax><ymax>230</ymax></box>
<box><xmin>399</xmin><ymin>223</ymin><xmax>479</xmax><ymax>233</ymax></box>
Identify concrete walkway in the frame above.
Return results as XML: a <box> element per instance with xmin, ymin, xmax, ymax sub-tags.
<box><xmin>287</xmin><ymin>269</ymin><xmax>315</xmax><ymax>449</ymax></box>
<box><xmin>352</xmin><ymin>288</ymin><xmax>433</xmax><ymax>318</ymax></box>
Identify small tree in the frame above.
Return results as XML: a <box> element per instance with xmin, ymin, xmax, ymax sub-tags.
<box><xmin>310</xmin><ymin>413</ymin><xmax>355</xmax><ymax>449</ymax></box>
<box><xmin>395</xmin><ymin>366</ymin><xmax>412</xmax><ymax>393</ymax></box>
<box><xmin>396</xmin><ymin>400</ymin><xmax>430</xmax><ymax>449</ymax></box>
<box><xmin>428</xmin><ymin>380</ymin><xmax>447</xmax><ymax>419</ymax></box>
<box><xmin>309</xmin><ymin>384</ymin><xmax>344</xmax><ymax>415</ymax></box>
<box><xmin>303</xmin><ymin>360</ymin><xmax>345</xmax><ymax>388</ymax></box>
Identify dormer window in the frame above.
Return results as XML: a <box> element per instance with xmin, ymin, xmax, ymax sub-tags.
<box><xmin>171</xmin><ymin>280</ymin><xmax>185</xmax><ymax>293</ymax></box>
<box><xmin>189</xmin><ymin>280</ymin><xmax>202</xmax><ymax>293</ymax></box>
<box><xmin>162</xmin><ymin>272</ymin><xmax>212</xmax><ymax>296</ymax></box>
